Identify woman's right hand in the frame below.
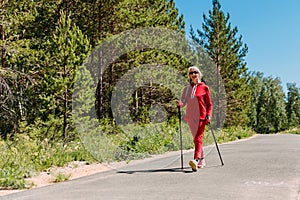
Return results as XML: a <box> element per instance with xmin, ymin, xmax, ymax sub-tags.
<box><xmin>176</xmin><ymin>100</ymin><xmax>183</xmax><ymax>107</ymax></box>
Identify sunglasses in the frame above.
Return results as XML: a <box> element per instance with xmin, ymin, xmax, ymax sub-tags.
<box><xmin>189</xmin><ymin>71</ymin><xmax>199</xmax><ymax>75</ymax></box>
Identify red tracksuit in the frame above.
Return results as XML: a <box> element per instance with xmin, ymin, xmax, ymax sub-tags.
<box><xmin>180</xmin><ymin>82</ymin><xmax>212</xmax><ymax>160</ymax></box>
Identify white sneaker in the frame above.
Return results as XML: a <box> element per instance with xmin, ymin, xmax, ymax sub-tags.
<box><xmin>189</xmin><ymin>160</ymin><xmax>198</xmax><ymax>172</ymax></box>
<box><xmin>197</xmin><ymin>159</ymin><xmax>206</xmax><ymax>168</ymax></box>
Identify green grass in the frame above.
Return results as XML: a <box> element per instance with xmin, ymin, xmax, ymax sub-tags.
<box><xmin>278</xmin><ymin>126</ymin><xmax>300</xmax><ymax>135</ymax></box>
<box><xmin>0</xmin><ymin>134</ymin><xmax>95</xmax><ymax>189</ymax></box>
<box><xmin>52</xmin><ymin>172</ymin><xmax>71</xmax><ymax>183</ymax></box>
<box><xmin>216</xmin><ymin>126</ymin><xmax>256</xmax><ymax>144</ymax></box>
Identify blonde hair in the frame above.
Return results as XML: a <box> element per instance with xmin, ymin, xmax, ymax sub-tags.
<box><xmin>188</xmin><ymin>66</ymin><xmax>203</xmax><ymax>78</ymax></box>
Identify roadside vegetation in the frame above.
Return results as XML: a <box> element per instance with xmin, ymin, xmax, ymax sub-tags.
<box><xmin>0</xmin><ymin>118</ymin><xmax>258</xmax><ymax>190</ymax></box>
<box><xmin>278</xmin><ymin>126</ymin><xmax>300</xmax><ymax>135</ymax></box>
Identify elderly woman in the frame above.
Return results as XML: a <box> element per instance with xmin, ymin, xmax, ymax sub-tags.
<box><xmin>176</xmin><ymin>66</ymin><xmax>212</xmax><ymax>172</ymax></box>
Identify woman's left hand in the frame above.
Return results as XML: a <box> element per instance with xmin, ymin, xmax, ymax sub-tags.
<box><xmin>205</xmin><ymin>115</ymin><xmax>211</xmax><ymax>123</ymax></box>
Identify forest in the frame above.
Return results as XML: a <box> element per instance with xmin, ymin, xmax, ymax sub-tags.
<box><xmin>0</xmin><ymin>0</ymin><xmax>299</xmax><ymax>189</ymax></box>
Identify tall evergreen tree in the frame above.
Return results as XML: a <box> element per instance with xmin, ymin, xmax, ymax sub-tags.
<box><xmin>190</xmin><ymin>0</ymin><xmax>251</xmax><ymax>127</ymax></box>
<box><xmin>40</xmin><ymin>12</ymin><xmax>91</xmax><ymax>140</ymax></box>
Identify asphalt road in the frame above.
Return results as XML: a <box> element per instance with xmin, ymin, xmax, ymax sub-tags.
<box><xmin>2</xmin><ymin>134</ymin><xmax>300</xmax><ymax>200</ymax></box>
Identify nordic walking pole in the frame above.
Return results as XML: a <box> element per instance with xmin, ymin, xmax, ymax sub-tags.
<box><xmin>208</xmin><ymin>123</ymin><xmax>224</xmax><ymax>166</ymax></box>
<box><xmin>178</xmin><ymin>106</ymin><xmax>184</xmax><ymax>170</ymax></box>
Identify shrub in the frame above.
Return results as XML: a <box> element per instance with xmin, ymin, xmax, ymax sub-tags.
<box><xmin>216</xmin><ymin>126</ymin><xmax>256</xmax><ymax>143</ymax></box>
<box><xmin>0</xmin><ymin>123</ymin><xmax>95</xmax><ymax>189</ymax></box>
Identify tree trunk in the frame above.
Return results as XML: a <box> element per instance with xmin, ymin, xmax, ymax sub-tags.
<box><xmin>63</xmin><ymin>87</ymin><xmax>68</xmax><ymax>139</ymax></box>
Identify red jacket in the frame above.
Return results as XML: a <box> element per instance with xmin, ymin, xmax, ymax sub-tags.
<box><xmin>180</xmin><ymin>82</ymin><xmax>212</xmax><ymax>122</ymax></box>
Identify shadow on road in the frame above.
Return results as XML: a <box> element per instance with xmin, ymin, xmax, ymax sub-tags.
<box><xmin>117</xmin><ymin>167</ymin><xmax>193</xmax><ymax>174</ymax></box>
<box><xmin>116</xmin><ymin>164</ymin><xmax>223</xmax><ymax>174</ymax></box>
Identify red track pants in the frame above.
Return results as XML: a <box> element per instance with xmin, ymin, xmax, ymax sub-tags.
<box><xmin>187</xmin><ymin>119</ymin><xmax>207</xmax><ymax>160</ymax></box>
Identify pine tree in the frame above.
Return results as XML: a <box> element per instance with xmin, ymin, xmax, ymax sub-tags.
<box><xmin>40</xmin><ymin>12</ymin><xmax>91</xmax><ymax>140</ymax></box>
<box><xmin>190</xmin><ymin>0</ymin><xmax>250</xmax><ymax>127</ymax></box>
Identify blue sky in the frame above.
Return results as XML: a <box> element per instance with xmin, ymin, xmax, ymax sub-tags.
<box><xmin>174</xmin><ymin>0</ymin><xmax>300</xmax><ymax>93</ymax></box>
